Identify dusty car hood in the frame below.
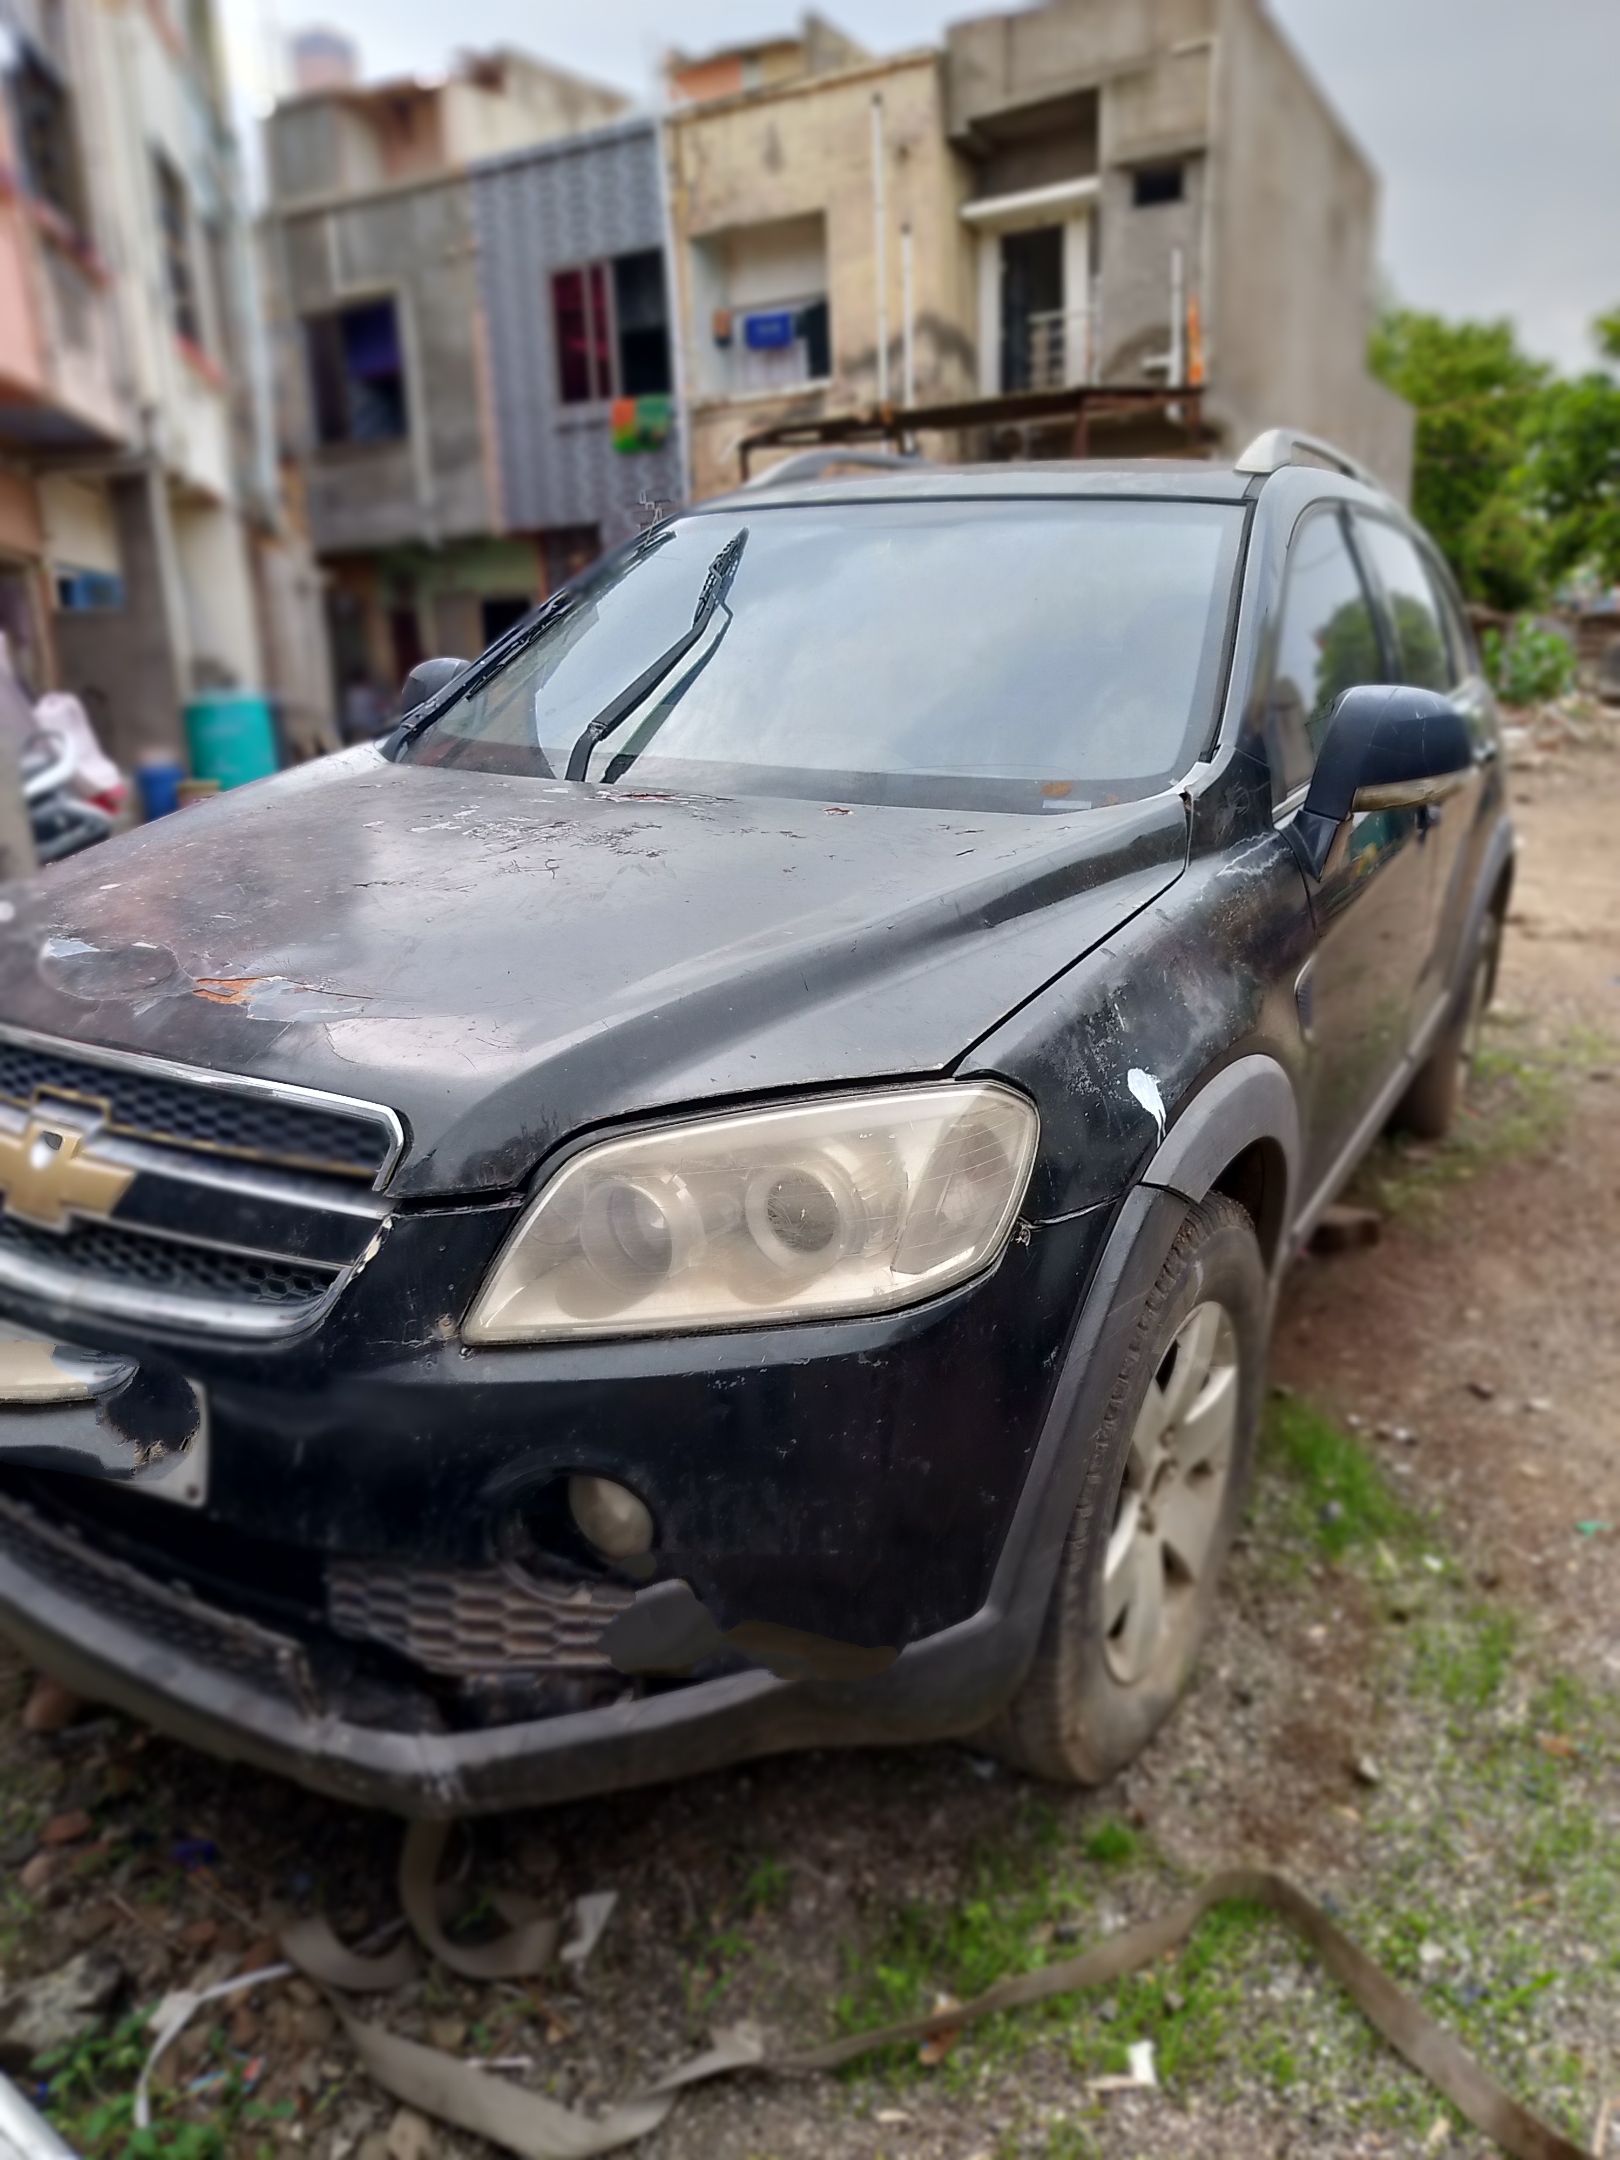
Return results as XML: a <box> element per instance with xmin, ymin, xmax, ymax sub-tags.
<box><xmin>0</xmin><ymin>751</ymin><xmax>1188</xmax><ymax>1198</ymax></box>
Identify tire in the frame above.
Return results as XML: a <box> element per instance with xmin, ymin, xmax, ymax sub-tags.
<box><xmin>1394</xmin><ymin>904</ymin><xmax>1502</xmax><ymax>1142</ymax></box>
<box><xmin>982</xmin><ymin>1195</ymin><xmax>1267</xmax><ymax>1785</ymax></box>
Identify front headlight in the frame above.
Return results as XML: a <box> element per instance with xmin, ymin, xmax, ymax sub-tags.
<box><xmin>463</xmin><ymin>1083</ymin><xmax>1039</xmax><ymax>1344</ymax></box>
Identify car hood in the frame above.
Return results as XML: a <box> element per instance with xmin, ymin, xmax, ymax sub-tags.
<box><xmin>0</xmin><ymin>751</ymin><xmax>1188</xmax><ymax>1198</ymax></box>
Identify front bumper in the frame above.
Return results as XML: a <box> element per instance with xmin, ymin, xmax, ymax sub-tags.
<box><xmin>0</xmin><ymin>1205</ymin><xmax>1114</xmax><ymax>1804</ymax></box>
<box><xmin>0</xmin><ymin>1488</ymin><xmax>1014</xmax><ymax>1815</ymax></box>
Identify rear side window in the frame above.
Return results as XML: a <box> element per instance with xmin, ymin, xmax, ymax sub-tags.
<box><xmin>1355</xmin><ymin>516</ymin><xmax>1453</xmax><ymax>691</ymax></box>
<box><xmin>1264</xmin><ymin>510</ymin><xmax>1382</xmax><ymax>797</ymax></box>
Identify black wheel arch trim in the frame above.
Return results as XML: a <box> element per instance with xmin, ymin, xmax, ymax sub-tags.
<box><xmin>1136</xmin><ymin>1054</ymin><xmax>1299</xmax><ymax>1278</ymax></box>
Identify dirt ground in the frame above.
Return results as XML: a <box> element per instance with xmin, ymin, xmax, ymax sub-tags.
<box><xmin>3</xmin><ymin>700</ymin><xmax>1618</xmax><ymax>2160</ymax></box>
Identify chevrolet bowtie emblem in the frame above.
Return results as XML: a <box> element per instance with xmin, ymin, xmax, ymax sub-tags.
<box><xmin>0</xmin><ymin>1117</ymin><xmax>135</xmax><ymax>1229</ymax></box>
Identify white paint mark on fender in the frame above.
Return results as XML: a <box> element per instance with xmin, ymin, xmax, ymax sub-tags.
<box><xmin>1127</xmin><ymin>1067</ymin><xmax>1167</xmax><ymax>1144</ymax></box>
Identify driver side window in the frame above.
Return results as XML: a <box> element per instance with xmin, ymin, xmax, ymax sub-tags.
<box><xmin>1263</xmin><ymin>510</ymin><xmax>1383</xmax><ymax>801</ymax></box>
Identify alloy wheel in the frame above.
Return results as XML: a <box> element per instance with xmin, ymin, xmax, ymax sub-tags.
<box><xmin>1102</xmin><ymin>1300</ymin><xmax>1240</xmax><ymax>1687</ymax></box>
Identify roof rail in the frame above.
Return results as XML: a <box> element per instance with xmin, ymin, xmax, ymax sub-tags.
<box><xmin>1233</xmin><ymin>428</ymin><xmax>1380</xmax><ymax>490</ymax></box>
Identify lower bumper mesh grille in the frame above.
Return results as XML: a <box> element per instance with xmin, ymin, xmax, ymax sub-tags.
<box><xmin>0</xmin><ymin>1494</ymin><xmax>317</xmax><ymax>1709</ymax></box>
<box><xmin>327</xmin><ymin>1559</ymin><xmax>634</xmax><ymax>1677</ymax></box>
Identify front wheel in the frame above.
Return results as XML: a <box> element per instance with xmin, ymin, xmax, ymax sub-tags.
<box><xmin>982</xmin><ymin>1196</ymin><xmax>1267</xmax><ymax>1785</ymax></box>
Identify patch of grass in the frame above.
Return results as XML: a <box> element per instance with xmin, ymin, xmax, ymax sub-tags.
<box><xmin>1261</xmin><ymin>1396</ymin><xmax>1421</xmax><ymax>1560</ymax></box>
<box><xmin>1079</xmin><ymin>1819</ymin><xmax>1135</xmax><ymax>1867</ymax></box>
<box><xmin>743</xmin><ymin>1854</ymin><xmax>790</xmax><ymax>1912</ymax></box>
<box><xmin>1353</xmin><ymin>1018</ymin><xmax>1616</xmax><ymax>1227</ymax></box>
<box><xmin>39</xmin><ymin>2013</ymin><xmax>290</xmax><ymax>2160</ymax></box>
<box><xmin>1411</xmin><ymin>1603</ymin><xmax>1518</xmax><ymax>1711</ymax></box>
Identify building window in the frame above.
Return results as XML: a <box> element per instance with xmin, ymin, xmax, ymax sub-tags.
<box><xmin>691</xmin><ymin>213</ymin><xmax>829</xmax><ymax>398</ymax></box>
<box><xmin>305</xmin><ymin>299</ymin><xmax>408</xmax><ymax>445</ymax></box>
<box><xmin>552</xmin><ymin>264</ymin><xmax>613</xmax><ymax>403</ymax></box>
<box><xmin>153</xmin><ymin>154</ymin><xmax>202</xmax><ymax>345</ymax></box>
<box><xmin>480</xmin><ymin>595</ymin><xmax>532</xmax><ymax>646</ymax></box>
<box><xmin>612</xmin><ymin>251</ymin><xmax>672</xmax><ymax>396</ymax></box>
<box><xmin>1132</xmin><ymin>164</ymin><xmax>1184</xmax><ymax>208</ymax></box>
<box><xmin>55</xmin><ymin>569</ymin><xmax>125</xmax><ymax>611</ymax></box>
<box><xmin>551</xmin><ymin>252</ymin><xmax>672</xmax><ymax>406</ymax></box>
<box><xmin>7</xmin><ymin>45</ymin><xmax>85</xmax><ymax>229</ymax></box>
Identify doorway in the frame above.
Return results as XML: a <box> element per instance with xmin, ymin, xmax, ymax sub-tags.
<box><xmin>1000</xmin><ymin>227</ymin><xmax>1064</xmax><ymax>392</ymax></box>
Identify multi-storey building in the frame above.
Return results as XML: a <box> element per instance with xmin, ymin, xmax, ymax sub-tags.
<box><xmin>0</xmin><ymin>0</ymin><xmax>323</xmax><ymax>776</ymax></box>
<box><xmin>665</xmin><ymin>0</ymin><xmax>1412</xmax><ymax>496</ymax></box>
<box><xmin>261</xmin><ymin>51</ymin><xmax>686</xmax><ymax>708</ymax></box>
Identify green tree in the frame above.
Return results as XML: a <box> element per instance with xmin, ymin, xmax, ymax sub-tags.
<box><xmin>1368</xmin><ymin>310</ymin><xmax>1548</xmax><ymax>608</ymax></box>
<box><xmin>1525</xmin><ymin>321</ymin><xmax>1620</xmax><ymax>585</ymax></box>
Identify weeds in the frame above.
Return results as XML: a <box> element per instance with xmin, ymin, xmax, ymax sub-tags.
<box><xmin>1261</xmin><ymin>1395</ymin><xmax>1422</xmax><ymax>1560</ymax></box>
<box><xmin>39</xmin><ymin>2013</ymin><xmax>290</xmax><ymax>2160</ymax></box>
<box><xmin>829</xmin><ymin>1400</ymin><xmax>1616</xmax><ymax>2145</ymax></box>
<box><xmin>1353</xmin><ymin>1016</ymin><xmax>1615</xmax><ymax>1226</ymax></box>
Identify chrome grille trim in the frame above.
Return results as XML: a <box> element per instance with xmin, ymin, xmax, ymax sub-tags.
<box><xmin>328</xmin><ymin>1558</ymin><xmax>635</xmax><ymax>1677</ymax></box>
<box><xmin>0</xmin><ymin>1027</ymin><xmax>403</xmax><ymax>1337</ymax></box>
<box><xmin>0</xmin><ymin>1224</ymin><xmax>348</xmax><ymax>1340</ymax></box>
<box><xmin>0</xmin><ymin>1023</ymin><xmax>405</xmax><ymax>1189</ymax></box>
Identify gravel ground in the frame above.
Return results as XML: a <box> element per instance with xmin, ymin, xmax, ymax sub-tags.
<box><xmin>1</xmin><ymin>697</ymin><xmax>1616</xmax><ymax>2160</ymax></box>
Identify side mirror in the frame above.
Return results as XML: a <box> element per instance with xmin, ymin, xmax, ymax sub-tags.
<box><xmin>1287</xmin><ymin>686</ymin><xmax>1474</xmax><ymax>879</ymax></box>
<box><xmin>399</xmin><ymin>656</ymin><xmax>469</xmax><ymax>719</ymax></box>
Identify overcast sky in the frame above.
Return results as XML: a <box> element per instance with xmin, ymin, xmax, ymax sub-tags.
<box><xmin>219</xmin><ymin>0</ymin><xmax>1620</xmax><ymax>373</ymax></box>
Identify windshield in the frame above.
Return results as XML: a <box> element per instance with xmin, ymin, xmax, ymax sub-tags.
<box><xmin>402</xmin><ymin>498</ymin><xmax>1244</xmax><ymax>814</ymax></box>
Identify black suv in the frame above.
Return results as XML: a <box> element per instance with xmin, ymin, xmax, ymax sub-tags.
<box><xmin>0</xmin><ymin>438</ymin><xmax>1509</xmax><ymax>1812</ymax></box>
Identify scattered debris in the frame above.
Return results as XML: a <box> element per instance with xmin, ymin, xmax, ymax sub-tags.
<box><xmin>385</xmin><ymin>2105</ymin><xmax>435</xmax><ymax>2160</ymax></box>
<box><xmin>0</xmin><ymin>1952</ymin><xmax>124</xmax><ymax>2071</ymax></box>
<box><xmin>21</xmin><ymin>1677</ymin><xmax>84</xmax><ymax>1736</ymax></box>
<box><xmin>1350</xmin><ymin>1754</ymin><xmax>1383</xmax><ymax>1788</ymax></box>
<box><xmin>1310</xmin><ymin>1204</ymin><xmax>1382</xmax><ymax>1254</ymax></box>
<box><xmin>1466</xmin><ymin>1379</ymin><xmax>1497</xmax><ymax>1401</ymax></box>
<box><xmin>1088</xmin><ymin>2039</ymin><xmax>1158</xmax><ymax>2093</ymax></box>
<box><xmin>917</xmin><ymin>1993</ymin><xmax>962</xmax><ymax>2066</ymax></box>
<box><xmin>40</xmin><ymin>1811</ymin><xmax>93</xmax><ymax>1848</ymax></box>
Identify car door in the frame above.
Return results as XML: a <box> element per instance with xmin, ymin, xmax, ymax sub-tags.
<box><xmin>1351</xmin><ymin>512</ymin><xmax>1490</xmax><ymax>1054</ymax></box>
<box><xmin>1264</xmin><ymin>506</ymin><xmax>1434</xmax><ymax>1204</ymax></box>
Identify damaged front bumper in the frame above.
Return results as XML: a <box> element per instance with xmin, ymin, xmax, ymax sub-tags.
<box><xmin>0</xmin><ymin>1488</ymin><xmax>1021</xmax><ymax>1815</ymax></box>
<box><xmin>0</xmin><ymin>1200</ymin><xmax>1115</xmax><ymax>1809</ymax></box>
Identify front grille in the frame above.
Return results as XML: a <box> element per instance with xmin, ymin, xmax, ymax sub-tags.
<box><xmin>0</xmin><ymin>1212</ymin><xmax>336</xmax><ymax>1310</ymax></box>
<box><xmin>0</xmin><ymin>1036</ymin><xmax>395</xmax><ymax>1182</ymax></box>
<box><xmin>328</xmin><ymin>1559</ymin><xmax>634</xmax><ymax>1677</ymax></box>
<box><xmin>0</xmin><ymin>1031</ymin><xmax>398</xmax><ymax>1337</ymax></box>
<box><xmin>0</xmin><ymin>1494</ymin><xmax>317</xmax><ymax>1710</ymax></box>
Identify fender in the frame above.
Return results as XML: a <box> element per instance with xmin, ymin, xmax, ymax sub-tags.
<box><xmin>1140</xmin><ymin>1053</ymin><xmax>1300</xmax><ymax>1283</ymax></box>
<box><xmin>803</xmin><ymin>1182</ymin><xmax>1197</xmax><ymax>1734</ymax></box>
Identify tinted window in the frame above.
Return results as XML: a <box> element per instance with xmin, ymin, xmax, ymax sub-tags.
<box><xmin>1355</xmin><ymin>517</ymin><xmax>1453</xmax><ymax>690</ymax></box>
<box><xmin>1264</xmin><ymin>510</ymin><xmax>1381</xmax><ymax>796</ymax></box>
<box><xmin>404</xmin><ymin>499</ymin><xmax>1245</xmax><ymax>815</ymax></box>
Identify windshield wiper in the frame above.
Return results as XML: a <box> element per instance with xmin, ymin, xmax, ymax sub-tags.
<box><xmin>565</xmin><ymin>528</ymin><xmax>748</xmax><ymax>783</ymax></box>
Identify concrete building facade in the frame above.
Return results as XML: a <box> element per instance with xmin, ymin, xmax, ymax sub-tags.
<box><xmin>944</xmin><ymin>0</ymin><xmax>1411</xmax><ymax>488</ymax></box>
<box><xmin>665</xmin><ymin>47</ymin><xmax>979</xmax><ymax>501</ymax></box>
<box><xmin>263</xmin><ymin>55</ymin><xmax>683</xmax><ymax>708</ymax></box>
<box><xmin>472</xmin><ymin>121</ymin><xmax>684</xmax><ymax>558</ymax></box>
<box><xmin>0</xmin><ymin>0</ymin><xmax>328</xmax><ymax>777</ymax></box>
<box><xmin>668</xmin><ymin>0</ymin><xmax>1410</xmax><ymax>497</ymax></box>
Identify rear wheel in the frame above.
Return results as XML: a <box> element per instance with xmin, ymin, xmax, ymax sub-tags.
<box><xmin>1395</xmin><ymin>906</ymin><xmax>1502</xmax><ymax>1142</ymax></box>
<box><xmin>983</xmin><ymin>1196</ymin><xmax>1266</xmax><ymax>1785</ymax></box>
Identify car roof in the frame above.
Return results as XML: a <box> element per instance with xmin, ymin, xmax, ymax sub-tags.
<box><xmin>703</xmin><ymin>459</ymin><xmax>1255</xmax><ymax>509</ymax></box>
